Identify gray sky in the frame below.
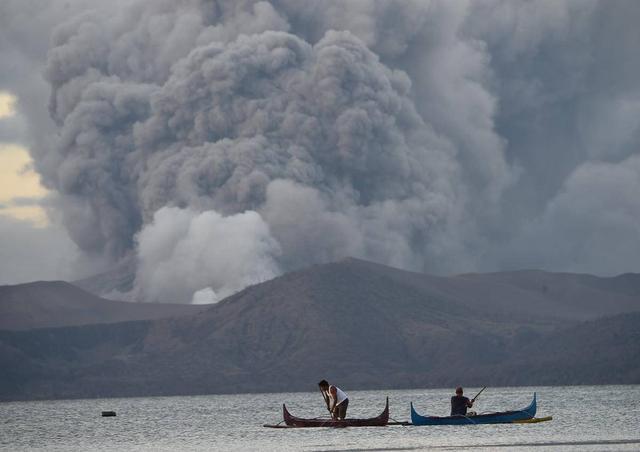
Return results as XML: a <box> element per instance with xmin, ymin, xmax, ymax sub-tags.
<box><xmin>1</xmin><ymin>0</ymin><xmax>639</xmax><ymax>302</ymax></box>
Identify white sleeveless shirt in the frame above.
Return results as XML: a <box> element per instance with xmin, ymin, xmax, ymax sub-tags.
<box><xmin>329</xmin><ymin>385</ymin><xmax>348</xmax><ymax>405</ymax></box>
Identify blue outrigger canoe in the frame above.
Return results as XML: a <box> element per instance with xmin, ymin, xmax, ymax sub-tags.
<box><xmin>410</xmin><ymin>393</ymin><xmax>537</xmax><ymax>425</ymax></box>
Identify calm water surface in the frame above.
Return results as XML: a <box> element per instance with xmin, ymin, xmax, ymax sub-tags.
<box><xmin>2</xmin><ymin>386</ymin><xmax>639</xmax><ymax>451</ymax></box>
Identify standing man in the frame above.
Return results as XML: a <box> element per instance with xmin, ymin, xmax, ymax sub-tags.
<box><xmin>318</xmin><ymin>379</ymin><xmax>349</xmax><ymax>420</ymax></box>
<box><xmin>451</xmin><ymin>386</ymin><xmax>473</xmax><ymax>416</ymax></box>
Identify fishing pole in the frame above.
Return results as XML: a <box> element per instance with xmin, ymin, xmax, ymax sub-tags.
<box><xmin>471</xmin><ymin>386</ymin><xmax>487</xmax><ymax>403</ymax></box>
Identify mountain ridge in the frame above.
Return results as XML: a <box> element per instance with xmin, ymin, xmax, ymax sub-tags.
<box><xmin>1</xmin><ymin>258</ymin><xmax>639</xmax><ymax>401</ymax></box>
<box><xmin>0</xmin><ymin>280</ymin><xmax>208</xmax><ymax>330</ymax></box>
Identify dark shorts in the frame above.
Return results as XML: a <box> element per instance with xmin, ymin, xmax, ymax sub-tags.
<box><xmin>335</xmin><ymin>398</ymin><xmax>348</xmax><ymax>419</ymax></box>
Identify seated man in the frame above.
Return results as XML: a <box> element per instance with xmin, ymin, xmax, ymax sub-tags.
<box><xmin>318</xmin><ymin>379</ymin><xmax>349</xmax><ymax>420</ymax></box>
<box><xmin>451</xmin><ymin>386</ymin><xmax>473</xmax><ymax>416</ymax></box>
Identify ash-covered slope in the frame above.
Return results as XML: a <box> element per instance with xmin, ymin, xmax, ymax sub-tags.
<box><xmin>453</xmin><ymin>269</ymin><xmax>640</xmax><ymax>321</ymax></box>
<box><xmin>483</xmin><ymin>311</ymin><xmax>640</xmax><ymax>386</ymax></box>
<box><xmin>71</xmin><ymin>256</ymin><xmax>136</xmax><ymax>299</ymax></box>
<box><xmin>0</xmin><ymin>281</ymin><xmax>208</xmax><ymax>330</ymax></box>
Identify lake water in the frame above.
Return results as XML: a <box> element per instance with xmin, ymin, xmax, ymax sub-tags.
<box><xmin>2</xmin><ymin>386</ymin><xmax>639</xmax><ymax>451</ymax></box>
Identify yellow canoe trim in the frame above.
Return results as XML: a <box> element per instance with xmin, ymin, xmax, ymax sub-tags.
<box><xmin>512</xmin><ymin>416</ymin><xmax>553</xmax><ymax>424</ymax></box>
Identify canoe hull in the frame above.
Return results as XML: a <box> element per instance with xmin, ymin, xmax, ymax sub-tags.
<box><xmin>281</xmin><ymin>397</ymin><xmax>389</xmax><ymax>428</ymax></box>
<box><xmin>411</xmin><ymin>393</ymin><xmax>537</xmax><ymax>426</ymax></box>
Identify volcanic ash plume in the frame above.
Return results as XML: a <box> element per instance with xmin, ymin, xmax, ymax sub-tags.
<box><xmin>5</xmin><ymin>0</ymin><xmax>640</xmax><ymax>296</ymax></box>
<box><xmin>36</xmin><ymin>0</ymin><xmax>516</xmax><ymax>303</ymax></box>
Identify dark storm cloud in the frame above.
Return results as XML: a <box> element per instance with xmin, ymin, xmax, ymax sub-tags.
<box><xmin>2</xmin><ymin>0</ymin><xmax>639</xmax><ymax>300</ymax></box>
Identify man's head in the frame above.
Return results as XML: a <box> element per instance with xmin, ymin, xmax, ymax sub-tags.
<box><xmin>455</xmin><ymin>387</ymin><xmax>463</xmax><ymax>395</ymax></box>
<box><xmin>318</xmin><ymin>379</ymin><xmax>329</xmax><ymax>390</ymax></box>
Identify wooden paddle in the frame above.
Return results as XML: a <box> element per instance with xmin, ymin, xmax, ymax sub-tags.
<box><xmin>320</xmin><ymin>387</ymin><xmax>332</xmax><ymax>416</ymax></box>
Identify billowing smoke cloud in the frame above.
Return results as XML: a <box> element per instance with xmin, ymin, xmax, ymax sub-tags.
<box><xmin>37</xmin><ymin>4</ymin><xmax>473</xmax><ymax>302</ymax></box>
<box><xmin>508</xmin><ymin>155</ymin><xmax>640</xmax><ymax>275</ymax></box>
<box><xmin>2</xmin><ymin>0</ymin><xmax>640</xmax><ymax>301</ymax></box>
